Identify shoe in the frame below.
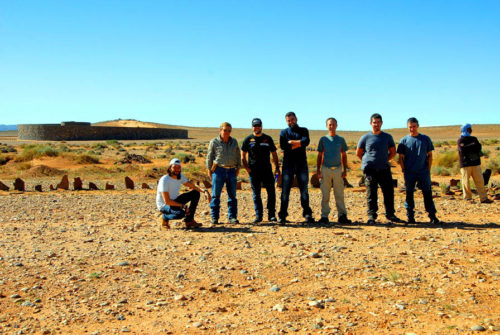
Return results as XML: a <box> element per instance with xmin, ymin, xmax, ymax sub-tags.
<box><xmin>269</xmin><ymin>216</ymin><xmax>277</xmax><ymax>222</ymax></box>
<box><xmin>161</xmin><ymin>218</ymin><xmax>170</xmax><ymax>229</ymax></box>
<box><xmin>278</xmin><ymin>217</ymin><xmax>287</xmax><ymax>225</ymax></box>
<box><xmin>185</xmin><ymin>220</ymin><xmax>202</xmax><ymax>228</ymax></box>
<box><xmin>304</xmin><ymin>215</ymin><xmax>315</xmax><ymax>224</ymax></box>
<box><xmin>387</xmin><ymin>215</ymin><xmax>403</xmax><ymax>223</ymax></box>
<box><xmin>367</xmin><ymin>218</ymin><xmax>376</xmax><ymax>225</ymax></box>
<box><xmin>480</xmin><ymin>199</ymin><xmax>493</xmax><ymax>204</ymax></box>
<box><xmin>407</xmin><ymin>217</ymin><xmax>416</xmax><ymax>224</ymax></box>
<box><xmin>211</xmin><ymin>218</ymin><xmax>219</xmax><ymax>225</ymax></box>
<box><xmin>318</xmin><ymin>217</ymin><xmax>329</xmax><ymax>224</ymax></box>
<box><xmin>430</xmin><ymin>216</ymin><xmax>441</xmax><ymax>224</ymax></box>
<box><xmin>229</xmin><ymin>218</ymin><xmax>239</xmax><ymax>224</ymax></box>
<box><xmin>253</xmin><ymin>217</ymin><xmax>263</xmax><ymax>224</ymax></box>
<box><xmin>338</xmin><ymin>215</ymin><xmax>352</xmax><ymax>224</ymax></box>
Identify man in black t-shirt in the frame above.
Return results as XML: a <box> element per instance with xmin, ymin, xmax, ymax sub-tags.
<box><xmin>241</xmin><ymin>118</ymin><xmax>281</xmax><ymax>223</ymax></box>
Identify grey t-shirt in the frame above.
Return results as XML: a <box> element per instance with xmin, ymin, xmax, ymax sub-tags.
<box><xmin>357</xmin><ymin>131</ymin><xmax>395</xmax><ymax>170</ymax></box>
<box><xmin>317</xmin><ymin>135</ymin><xmax>348</xmax><ymax>168</ymax></box>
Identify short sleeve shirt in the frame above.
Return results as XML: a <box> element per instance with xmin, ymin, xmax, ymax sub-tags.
<box><xmin>241</xmin><ymin>133</ymin><xmax>277</xmax><ymax>172</ymax></box>
<box><xmin>397</xmin><ymin>134</ymin><xmax>434</xmax><ymax>173</ymax></box>
<box><xmin>156</xmin><ymin>173</ymin><xmax>188</xmax><ymax>210</ymax></box>
<box><xmin>317</xmin><ymin>135</ymin><xmax>348</xmax><ymax>168</ymax></box>
<box><xmin>357</xmin><ymin>131</ymin><xmax>395</xmax><ymax>170</ymax></box>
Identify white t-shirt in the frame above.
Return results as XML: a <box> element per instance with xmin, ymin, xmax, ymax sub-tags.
<box><xmin>156</xmin><ymin>173</ymin><xmax>189</xmax><ymax>210</ymax></box>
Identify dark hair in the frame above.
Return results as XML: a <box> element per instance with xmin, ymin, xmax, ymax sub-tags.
<box><xmin>167</xmin><ymin>165</ymin><xmax>181</xmax><ymax>179</ymax></box>
<box><xmin>285</xmin><ymin>111</ymin><xmax>296</xmax><ymax>118</ymax></box>
<box><xmin>326</xmin><ymin>117</ymin><xmax>337</xmax><ymax>124</ymax></box>
<box><xmin>407</xmin><ymin>117</ymin><xmax>419</xmax><ymax>125</ymax></box>
<box><xmin>370</xmin><ymin>113</ymin><xmax>382</xmax><ymax>122</ymax></box>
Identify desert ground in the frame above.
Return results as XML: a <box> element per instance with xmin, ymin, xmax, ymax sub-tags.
<box><xmin>0</xmin><ymin>121</ymin><xmax>499</xmax><ymax>334</ymax></box>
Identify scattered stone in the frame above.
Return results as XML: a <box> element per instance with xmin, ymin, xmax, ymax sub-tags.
<box><xmin>174</xmin><ymin>294</ymin><xmax>187</xmax><ymax>301</ymax></box>
<box><xmin>116</xmin><ymin>261</ymin><xmax>129</xmax><ymax>266</ymax></box>
<box><xmin>106</xmin><ymin>183</ymin><xmax>115</xmax><ymax>190</ymax></box>
<box><xmin>34</xmin><ymin>184</ymin><xmax>43</xmax><ymax>192</ymax></box>
<box><xmin>56</xmin><ymin>175</ymin><xmax>69</xmax><ymax>190</ymax></box>
<box><xmin>116</xmin><ymin>154</ymin><xmax>151</xmax><ymax>164</ymax></box>
<box><xmin>308</xmin><ymin>300</ymin><xmax>324</xmax><ymax>308</ymax></box>
<box><xmin>74</xmin><ymin>177</ymin><xmax>83</xmax><ymax>190</ymax></box>
<box><xmin>236</xmin><ymin>181</ymin><xmax>242</xmax><ymax>190</ymax></box>
<box><xmin>14</xmin><ymin>178</ymin><xmax>25</xmax><ymax>191</ymax></box>
<box><xmin>125</xmin><ymin>176</ymin><xmax>134</xmax><ymax>190</ymax></box>
<box><xmin>89</xmin><ymin>182</ymin><xmax>99</xmax><ymax>190</ymax></box>
<box><xmin>21</xmin><ymin>301</ymin><xmax>35</xmax><ymax>307</ymax></box>
<box><xmin>310</xmin><ymin>173</ymin><xmax>320</xmax><ymax>188</ymax></box>
<box><xmin>272</xmin><ymin>304</ymin><xmax>287</xmax><ymax>312</ymax></box>
<box><xmin>0</xmin><ymin>180</ymin><xmax>9</xmax><ymax>191</ymax></box>
<box><xmin>309</xmin><ymin>252</ymin><xmax>321</xmax><ymax>258</ymax></box>
<box><xmin>202</xmin><ymin>180</ymin><xmax>212</xmax><ymax>189</ymax></box>
<box><xmin>343</xmin><ymin>177</ymin><xmax>353</xmax><ymax>188</ymax></box>
<box><xmin>49</xmin><ymin>184</ymin><xmax>55</xmax><ymax>191</ymax></box>
<box><xmin>121</xmin><ymin>327</ymin><xmax>131</xmax><ymax>332</ymax></box>
<box><xmin>141</xmin><ymin>182</ymin><xmax>150</xmax><ymax>189</ymax></box>
<box><xmin>270</xmin><ymin>285</ymin><xmax>280</xmax><ymax>292</ymax></box>
<box><xmin>450</xmin><ymin>178</ymin><xmax>460</xmax><ymax>187</ymax></box>
<box><xmin>471</xmin><ymin>325</ymin><xmax>486</xmax><ymax>331</ymax></box>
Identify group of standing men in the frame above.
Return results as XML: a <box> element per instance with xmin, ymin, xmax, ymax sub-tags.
<box><xmin>156</xmin><ymin>112</ymin><xmax>493</xmax><ymax>228</ymax></box>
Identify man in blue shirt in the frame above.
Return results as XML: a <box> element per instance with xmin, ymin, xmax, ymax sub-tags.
<box><xmin>356</xmin><ymin>113</ymin><xmax>402</xmax><ymax>224</ymax></box>
<box><xmin>397</xmin><ymin>117</ymin><xmax>440</xmax><ymax>224</ymax></box>
<box><xmin>316</xmin><ymin>117</ymin><xmax>352</xmax><ymax>224</ymax></box>
<box><xmin>278</xmin><ymin>112</ymin><xmax>315</xmax><ymax>224</ymax></box>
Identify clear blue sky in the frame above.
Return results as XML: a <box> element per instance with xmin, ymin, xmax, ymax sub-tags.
<box><xmin>1</xmin><ymin>1</ymin><xmax>499</xmax><ymax>130</ymax></box>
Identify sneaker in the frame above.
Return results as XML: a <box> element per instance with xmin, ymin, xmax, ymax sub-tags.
<box><xmin>161</xmin><ymin>218</ymin><xmax>170</xmax><ymax>229</ymax></box>
<box><xmin>229</xmin><ymin>218</ymin><xmax>239</xmax><ymax>224</ymax></box>
<box><xmin>269</xmin><ymin>216</ymin><xmax>277</xmax><ymax>222</ymax></box>
<box><xmin>278</xmin><ymin>217</ymin><xmax>287</xmax><ymax>225</ymax></box>
<box><xmin>480</xmin><ymin>198</ymin><xmax>493</xmax><ymax>204</ymax></box>
<box><xmin>253</xmin><ymin>217</ymin><xmax>263</xmax><ymax>224</ymax></box>
<box><xmin>430</xmin><ymin>216</ymin><xmax>441</xmax><ymax>224</ymax></box>
<box><xmin>304</xmin><ymin>215</ymin><xmax>315</xmax><ymax>224</ymax></box>
<box><xmin>338</xmin><ymin>215</ymin><xmax>352</xmax><ymax>224</ymax></box>
<box><xmin>318</xmin><ymin>217</ymin><xmax>329</xmax><ymax>224</ymax></box>
<box><xmin>387</xmin><ymin>215</ymin><xmax>403</xmax><ymax>223</ymax></box>
<box><xmin>185</xmin><ymin>220</ymin><xmax>202</xmax><ymax>228</ymax></box>
<box><xmin>367</xmin><ymin>218</ymin><xmax>376</xmax><ymax>225</ymax></box>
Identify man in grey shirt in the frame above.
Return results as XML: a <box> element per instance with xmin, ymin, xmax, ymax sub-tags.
<box><xmin>206</xmin><ymin>122</ymin><xmax>241</xmax><ymax>224</ymax></box>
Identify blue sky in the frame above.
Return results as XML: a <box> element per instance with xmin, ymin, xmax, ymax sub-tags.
<box><xmin>1</xmin><ymin>1</ymin><xmax>499</xmax><ymax>130</ymax></box>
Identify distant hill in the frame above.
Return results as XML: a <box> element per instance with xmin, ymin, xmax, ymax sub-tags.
<box><xmin>0</xmin><ymin>125</ymin><xmax>17</xmax><ymax>131</ymax></box>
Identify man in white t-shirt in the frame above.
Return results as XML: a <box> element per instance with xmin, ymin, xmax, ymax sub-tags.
<box><xmin>157</xmin><ymin>158</ymin><xmax>210</xmax><ymax>228</ymax></box>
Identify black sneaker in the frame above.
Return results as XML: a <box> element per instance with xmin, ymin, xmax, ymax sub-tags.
<box><xmin>387</xmin><ymin>215</ymin><xmax>403</xmax><ymax>223</ymax></box>
<box><xmin>253</xmin><ymin>217</ymin><xmax>263</xmax><ymax>224</ymax></box>
<box><xmin>304</xmin><ymin>215</ymin><xmax>315</xmax><ymax>224</ymax></box>
<box><xmin>338</xmin><ymin>215</ymin><xmax>352</xmax><ymax>224</ymax></box>
<box><xmin>229</xmin><ymin>218</ymin><xmax>239</xmax><ymax>224</ymax></box>
<box><xmin>367</xmin><ymin>218</ymin><xmax>376</xmax><ymax>225</ymax></box>
<box><xmin>318</xmin><ymin>217</ymin><xmax>329</xmax><ymax>224</ymax></box>
<box><xmin>430</xmin><ymin>216</ymin><xmax>441</xmax><ymax>224</ymax></box>
<box><xmin>278</xmin><ymin>217</ymin><xmax>287</xmax><ymax>225</ymax></box>
<box><xmin>269</xmin><ymin>216</ymin><xmax>277</xmax><ymax>222</ymax></box>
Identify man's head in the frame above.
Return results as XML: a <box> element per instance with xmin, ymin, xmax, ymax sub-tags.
<box><xmin>219</xmin><ymin>122</ymin><xmax>232</xmax><ymax>142</ymax></box>
<box><xmin>370</xmin><ymin>113</ymin><xmax>383</xmax><ymax>134</ymax></box>
<box><xmin>407</xmin><ymin>117</ymin><xmax>419</xmax><ymax>136</ymax></box>
<box><xmin>326</xmin><ymin>117</ymin><xmax>337</xmax><ymax>134</ymax></box>
<box><xmin>252</xmin><ymin>118</ymin><xmax>263</xmax><ymax>135</ymax></box>
<box><xmin>168</xmin><ymin>158</ymin><xmax>182</xmax><ymax>179</ymax></box>
<box><xmin>285</xmin><ymin>111</ymin><xmax>297</xmax><ymax>128</ymax></box>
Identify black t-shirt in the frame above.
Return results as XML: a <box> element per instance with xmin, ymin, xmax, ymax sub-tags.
<box><xmin>241</xmin><ymin>133</ymin><xmax>277</xmax><ymax>171</ymax></box>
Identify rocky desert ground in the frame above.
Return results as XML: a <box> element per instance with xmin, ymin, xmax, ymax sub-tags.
<box><xmin>0</xmin><ymin>123</ymin><xmax>499</xmax><ymax>334</ymax></box>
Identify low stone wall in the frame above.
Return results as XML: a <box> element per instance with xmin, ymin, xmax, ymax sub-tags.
<box><xmin>17</xmin><ymin>124</ymin><xmax>188</xmax><ymax>141</ymax></box>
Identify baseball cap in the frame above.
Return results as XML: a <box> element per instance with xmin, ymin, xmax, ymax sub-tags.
<box><xmin>252</xmin><ymin>118</ymin><xmax>262</xmax><ymax>127</ymax></box>
<box><xmin>169</xmin><ymin>158</ymin><xmax>181</xmax><ymax>167</ymax></box>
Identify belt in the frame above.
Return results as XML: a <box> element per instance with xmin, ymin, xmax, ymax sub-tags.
<box><xmin>324</xmin><ymin>166</ymin><xmax>340</xmax><ymax>170</ymax></box>
<box><xmin>219</xmin><ymin>165</ymin><xmax>236</xmax><ymax>169</ymax></box>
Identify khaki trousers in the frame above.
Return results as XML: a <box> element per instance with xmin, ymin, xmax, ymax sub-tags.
<box><xmin>460</xmin><ymin>165</ymin><xmax>488</xmax><ymax>201</ymax></box>
<box><xmin>320</xmin><ymin>166</ymin><xmax>347</xmax><ymax>218</ymax></box>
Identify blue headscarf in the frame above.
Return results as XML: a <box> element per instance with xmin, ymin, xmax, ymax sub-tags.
<box><xmin>460</xmin><ymin>123</ymin><xmax>471</xmax><ymax>137</ymax></box>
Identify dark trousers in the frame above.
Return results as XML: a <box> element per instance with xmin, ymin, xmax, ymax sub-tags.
<box><xmin>364</xmin><ymin>167</ymin><xmax>395</xmax><ymax>220</ymax></box>
<box><xmin>404</xmin><ymin>170</ymin><xmax>437</xmax><ymax>219</ymax></box>
<box><xmin>249</xmin><ymin>169</ymin><xmax>276</xmax><ymax>219</ymax></box>
<box><xmin>279</xmin><ymin>163</ymin><xmax>312</xmax><ymax>219</ymax></box>
<box><xmin>160</xmin><ymin>190</ymin><xmax>200</xmax><ymax>221</ymax></box>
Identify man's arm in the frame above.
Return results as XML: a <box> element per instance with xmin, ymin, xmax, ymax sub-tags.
<box><xmin>299</xmin><ymin>128</ymin><xmax>310</xmax><ymax>148</ymax></box>
<box><xmin>356</xmin><ymin>147</ymin><xmax>364</xmax><ymax>160</ymax></box>
<box><xmin>161</xmin><ymin>192</ymin><xmax>184</xmax><ymax>208</ymax></box>
<box><xmin>241</xmin><ymin>150</ymin><xmax>250</xmax><ymax>173</ymax></box>
<box><xmin>341</xmin><ymin>150</ymin><xmax>348</xmax><ymax>178</ymax></box>
<box><xmin>206</xmin><ymin>140</ymin><xmax>215</xmax><ymax>177</ymax></box>
<box><xmin>279</xmin><ymin>131</ymin><xmax>289</xmax><ymax>151</ymax></box>
<box><xmin>316</xmin><ymin>151</ymin><xmax>324</xmax><ymax>179</ymax></box>
<box><xmin>388</xmin><ymin>146</ymin><xmax>396</xmax><ymax>161</ymax></box>
<box><xmin>271</xmin><ymin>150</ymin><xmax>280</xmax><ymax>175</ymax></box>
<box><xmin>399</xmin><ymin>153</ymin><xmax>405</xmax><ymax>172</ymax></box>
<box><xmin>427</xmin><ymin>151</ymin><xmax>433</xmax><ymax>171</ymax></box>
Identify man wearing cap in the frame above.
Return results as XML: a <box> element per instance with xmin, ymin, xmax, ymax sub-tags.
<box><xmin>241</xmin><ymin>118</ymin><xmax>280</xmax><ymax>223</ymax></box>
<box><xmin>316</xmin><ymin>117</ymin><xmax>352</xmax><ymax>224</ymax></box>
<box><xmin>157</xmin><ymin>158</ymin><xmax>210</xmax><ymax>229</ymax></box>
<box><xmin>278</xmin><ymin>111</ymin><xmax>315</xmax><ymax>224</ymax></box>
<box><xmin>206</xmin><ymin>122</ymin><xmax>242</xmax><ymax>224</ymax></box>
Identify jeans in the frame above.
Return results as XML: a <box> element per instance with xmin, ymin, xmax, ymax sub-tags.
<box><xmin>210</xmin><ymin>166</ymin><xmax>237</xmax><ymax>220</ymax></box>
<box><xmin>249</xmin><ymin>169</ymin><xmax>276</xmax><ymax>219</ymax></box>
<box><xmin>404</xmin><ymin>170</ymin><xmax>437</xmax><ymax>218</ymax></box>
<box><xmin>364</xmin><ymin>167</ymin><xmax>395</xmax><ymax>220</ymax></box>
<box><xmin>279</xmin><ymin>163</ymin><xmax>312</xmax><ymax>219</ymax></box>
<box><xmin>160</xmin><ymin>190</ymin><xmax>200</xmax><ymax>221</ymax></box>
<box><xmin>320</xmin><ymin>166</ymin><xmax>346</xmax><ymax>218</ymax></box>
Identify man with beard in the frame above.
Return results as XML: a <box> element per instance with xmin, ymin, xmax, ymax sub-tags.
<box><xmin>241</xmin><ymin>118</ymin><xmax>280</xmax><ymax>223</ymax></box>
<box><xmin>278</xmin><ymin>112</ymin><xmax>315</xmax><ymax>225</ymax></box>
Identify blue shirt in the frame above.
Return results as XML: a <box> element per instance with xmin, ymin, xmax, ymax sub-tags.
<box><xmin>397</xmin><ymin>134</ymin><xmax>434</xmax><ymax>173</ymax></box>
<box><xmin>280</xmin><ymin>125</ymin><xmax>310</xmax><ymax>167</ymax></box>
<box><xmin>357</xmin><ymin>131</ymin><xmax>395</xmax><ymax>170</ymax></box>
<box><xmin>317</xmin><ymin>135</ymin><xmax>348</xmax><ymax>168</ymax></box>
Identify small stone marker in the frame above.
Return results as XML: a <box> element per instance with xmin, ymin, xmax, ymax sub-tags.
<box><xmin>124</xmin><ymin>176</ymin><xmax>134</xmax><ymax>190</ymax></box>
<box><xmin>105</xmin><ymin>183</ymin><xmax>115</xmax><ymax>190</ymax></box>
<box><xmin>236</xmin><ymin>181</ymin><xmax>242</xmax><ymax>190</ymax></box>
<box><xmin>74</xmin><ymin>177</ymin><xmax>83</xmax><ymax>191</ymax></box>
<box><xmin>449</xmin><ymin>178</ymin><xmax>460</xmax><ymax>187</ymax></box>
<box><xmin>57</xmin><ymin>175</ymin><xmax>69</xmax><ymax>190</ymax></box>
<box><xmin>310</xmin><ymin>173</ymin><xmax>320</xmax><ymax>188</ymax></box>
<box><xmin>202</xmin><ymin>180</ymin><xmax>212</xmax><ymax>189</ymax></box>
<box><xmin>343</xmin><ymin>177</ymin><xmax>353</xmax><ymax>188</ymax></box>
<box><xmin>0</xmin><ymin>180</ymin><xmax>9</xmax><ymax>191</ymax></box>
<box><xmin>49</xmin><ymin>185</ymin><xmax>54</xmax><ymax>191</ymax></box>
<box><xmin>141</xmin><ymin>183</ymin><xmax>150</xmax><ymax>189</ymax></box>
<box><xmin>14</xmin><ymin>178</ymin><xmax>25</xmax><ymax>192</ymax></box>
<box><xmin>34</xmin><ymin>185</ymin><xmax>43</xmax><ymax>192</ymax></box>
<box><xmin>89</xmin><ymin>182</ymin><xmax>99</xmax><ymax>190</ymax></box>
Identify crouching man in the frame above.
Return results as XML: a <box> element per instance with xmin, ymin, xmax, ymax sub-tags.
<box><xmin>157</xmin><ymin>158</ymin><xmax>210</xmax><ymax>228</ymax></box>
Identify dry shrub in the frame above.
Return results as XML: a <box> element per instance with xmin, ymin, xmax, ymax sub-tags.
<box><xmin>433</xmin><ymin>151</ymin><xmax>459</xmax><ymax>168</ymax></box>
<box><xmin>23</xmin><ymin>165</ymin><xmax>66</xmax><ymax>177</ymax></box>
<box><xmin>15</xmin><ymin>145</ymin><xmax>59</xmax><ymax>162</ymax></box>
<box><xmin>73</xmin><ymin>154</ymin><xmax>100</xmax><ymax>164</ymax></box>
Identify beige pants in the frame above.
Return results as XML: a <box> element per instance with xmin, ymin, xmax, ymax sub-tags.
<box><xmin>460</xmin><ymin>165</ymin><xmax>488</xmax><ymax>201</ymax></box>
<box><xmin>320</xmin><ymin>166</ymin><xmax>347</xmax><ymax>218</ymax></box>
